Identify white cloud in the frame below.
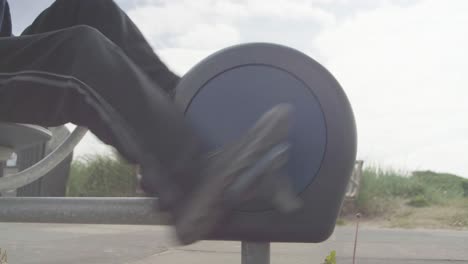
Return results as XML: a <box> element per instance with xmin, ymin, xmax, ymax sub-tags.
<box><xmin>173</xmin><ymin>23</ymin><xmax>241</xmax><ymax>50</ymax></box>
<box><xmin>74</xmin><ymin>0</ymin><xmax>337</xmax><ymax>158</ymax></box>
<box><xmin>127</xmin><ymin>0</ymin><xmax>336</xmax><ymax>73</ymax></box>
<box><xmin>157</xmin><ymin>48</ymin><xmax>215</xmax><ymax>74</ymax></box>
<box><xmin>239</xmin><ymin>0</ymin><xmax>336</xmax><ymax>25</ymax></box>
<box><xmin>127</xmin><ymin>2</ymin><xmax>201</xmax><ymax>41</ymax></box>
<box><xmin>66</xmin><ymin>125</ymin><xmax>115</xmax><ymax>158</ymax></box>
<box><xmin>313</xmin><ymin>0</ymin><xmax>468</xmax><ymax>176</ymax></box>
<box><xmin>71</xmin><ymin>0</ymin><xmax>468</xmax><ymax>177</ymax></box>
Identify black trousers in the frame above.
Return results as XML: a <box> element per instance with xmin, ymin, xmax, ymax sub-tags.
<box><xmin>0</xmin><ymin>0</ymin><xmax>200</xmax><ymax>180</ymax></box>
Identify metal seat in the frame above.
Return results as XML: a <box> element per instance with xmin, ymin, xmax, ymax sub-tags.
<box><xmin>0</xmin><ymin>123</ymin><xmax>51</xmax><ymax>162</ymax></box>
<box><xmin>0</xmin><ymin>123</ymin><xmax>87</xmax><ymax>192</ymax></box>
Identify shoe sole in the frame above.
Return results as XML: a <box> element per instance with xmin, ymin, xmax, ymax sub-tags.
<box><xmin>173</xmin><ymin>103</ymin><xmax>293</xmax><ymax>244</ymax></box>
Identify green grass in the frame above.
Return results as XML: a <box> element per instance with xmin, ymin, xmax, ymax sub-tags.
<box><xmin>356</xmin><ymin>168</ymin><xmax>468</xmax><ymax>214</ymax></box>
<box><xmin>412</xmin><ymin>171</ymin><xmax>468</xmax><ymax>201</ymax></box>
<box><xmin>66</xmin><ymin>152</ymin><xmax>137</xmax><ymax>197</ymax></box>
<box><xmin>406</xmin><ymin>195</ymin><xmax>430</xmax><ymax>207</ymax></box>
<box><xmin>66</xmin><ymin>154</ymin><xmax>468</xmax><ymax>229</ymax></box>
<box><xmin>323</xmin><ymin>250</ymin><xmax>336</xmax><ymax>264</ymax></box>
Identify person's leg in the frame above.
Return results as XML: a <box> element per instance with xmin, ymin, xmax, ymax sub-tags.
<box><xmin>20</xmin><ymin>0</ymin><xmax>183</xmax><ymax>197</ymax></box>
<box><xmin>22</xmin><ymin>0</ymin><xmax>179</xmax><ymax>95</ymax></box>
<box><xmin>0</xmin><ymin>27</ymin><xmax>294</xmax><ymax>244</ymax></box>
<box><xmin>0</xmin><ymin>26</ymin><xmax>196</xmax><ymax>200</ymax></box>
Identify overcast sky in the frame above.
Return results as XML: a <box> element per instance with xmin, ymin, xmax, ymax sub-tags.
<box><xmin>8</xmin><ymin>0</ymin><xmax>468</xmax><ymax>177</ymax></box>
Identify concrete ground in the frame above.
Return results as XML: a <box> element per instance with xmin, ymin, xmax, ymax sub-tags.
<box><xmin>0</xmin><ymin>223</ymin><xmax>467</xmax><ymax>263</ymax></box>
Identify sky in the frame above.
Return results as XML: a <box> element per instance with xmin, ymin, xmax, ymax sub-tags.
<box><xmin>7</xmin><ymin>0</ymin><xmax>468</xmax><ymax>177</ymax></box>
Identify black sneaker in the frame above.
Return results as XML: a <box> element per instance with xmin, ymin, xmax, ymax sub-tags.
<box><xmin>173</xmin><ymin>103</ymin><xmax>300</xmax><ymax>244</ymax></box>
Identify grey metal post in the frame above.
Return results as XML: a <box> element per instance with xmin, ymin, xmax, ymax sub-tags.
<box><xmin>0</xmin><ymin>161</ymin><xmax>4</xmax><ymax>178</ymax></box>
<box><xmin>241</xmin><ymin>241</ymin><xmax>270</xmax><ymax>264</ymax></box>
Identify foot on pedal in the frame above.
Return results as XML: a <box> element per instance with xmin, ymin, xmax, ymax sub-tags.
<box><xmin>173</xmin><ymin>103</ymin><xmax>302</xmax><ymax>245</ymax></box>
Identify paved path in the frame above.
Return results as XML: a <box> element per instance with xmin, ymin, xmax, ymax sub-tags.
<box><xmin>0</xmin><ymin>223</ymin><xmax>467</xmax><ymax>263</ymax></box>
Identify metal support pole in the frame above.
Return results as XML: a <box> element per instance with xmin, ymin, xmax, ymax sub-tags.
<box><xmin>241</xmin><ymin>241</ymin><xmax>270</xmax><ymax>264</ymax></box>
<box><xmin>0</xmin><ymin>161</ymin><xmax>4</xmax><ymax>178</ymax></box>
<box><xmin>0</xmin><ymin>197</ymin><xmax>171</xmax><ymax>225</ymax></box>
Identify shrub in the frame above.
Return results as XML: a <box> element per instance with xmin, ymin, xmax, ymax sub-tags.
<box><xmin>67</xmin><ymin>153</ymin><xmax>137</xmax><ymax>197</ymax></box>
<box><xmin>462</xmin><ymin>181</ymin><xmax>468</xmax><ymax>197</ymax></box>
<box><xmin>355</xmin><ymin>167</ymin><xmax>467</xmax><ymax>217</ymax></box>
<box><xmin>406</xmin><ymin>195</ymin><xmax>430</xmax><ymax>207</ymax></box>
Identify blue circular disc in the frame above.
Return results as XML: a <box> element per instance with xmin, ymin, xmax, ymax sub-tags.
<box><xmin>185</xmin><ymin>64</ymin><xmax>327</xmax><ymax>210</ymax></box>
<box><xmin>176</xmin><ymin>43</ymin><xmax>357</xmax><ymax>241</ymax></box>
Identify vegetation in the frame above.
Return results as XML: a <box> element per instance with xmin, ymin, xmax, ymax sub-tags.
<box><xmin>66</xmin><ymin>152</ymin><xmax>138</xmax><ymax>197</ymax></box>
<box><xmin>335</xmin><ymin>218</ymin><xmax>346</xmax><ymax>226</ymax></box>
<box><xmin>322</xmin><ymin>250</ymin><xmax>336</xmax><ymax>264</ymax></box>
<box><xmin>67</xmin><ymin>154</ymin><xmax>468</xmax><ymax>229</ymax></box>
<box><xmin>351</xmin><ymin>167</ymin><xmax>468</xmax><ymax>229</ymax></box>
<box><xmin>0</xmin><ymin>248</ymin><xmax>7</xmax><ymax>264</ymax></box>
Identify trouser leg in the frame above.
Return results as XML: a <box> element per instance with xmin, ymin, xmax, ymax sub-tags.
<box><xmin>0</xmin><ymin>26</ymin><xmax>199</xmax><ymax>179</ymax></box>
<box><xmin>23</xmin><ymin>0</ymin><xmax>179</xmax><ymax>95</ymax></box>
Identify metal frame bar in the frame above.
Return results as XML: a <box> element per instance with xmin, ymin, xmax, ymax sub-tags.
<box><xmin>0</xmin><ymin>197</ymin><xmax>270</xmax><ymax>263</ymax></box>
<box><xmin>0</xmin><ymin>197</ymin><xmax>170</xmax><ymax>225</ymax></box>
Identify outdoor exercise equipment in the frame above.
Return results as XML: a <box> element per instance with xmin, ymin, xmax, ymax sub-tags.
<box><xmin>0</xmin><ymin>43</ymin><xmax>357</xmax><ymax>263</ymax></box>
<box><xmin>176</xmin><ymin>43</ymin><xmax>356</xmax><ymax>242</ymax></box>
